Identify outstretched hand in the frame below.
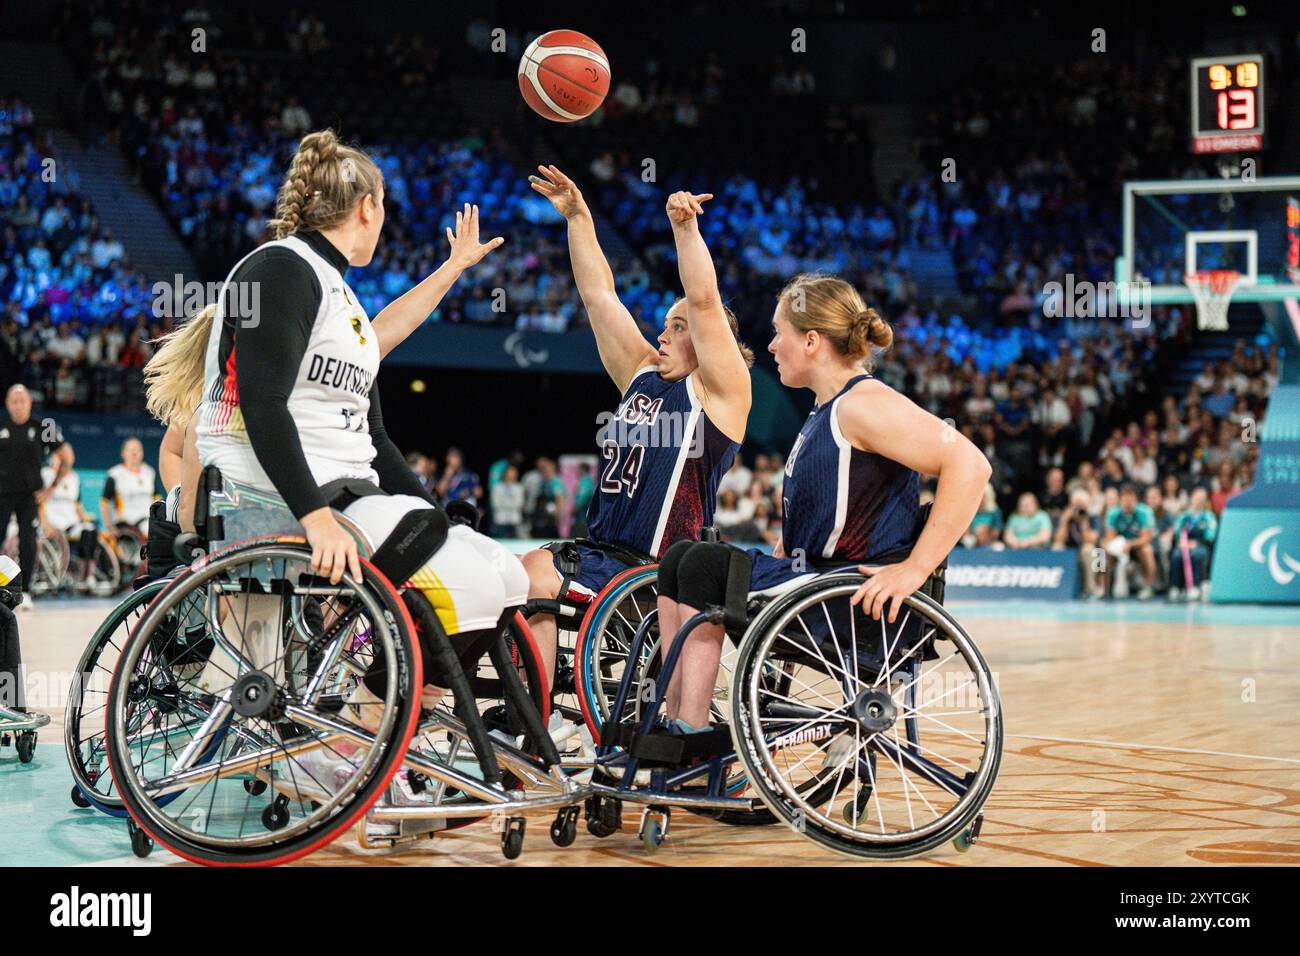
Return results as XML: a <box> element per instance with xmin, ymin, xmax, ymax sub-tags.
<box><xmin>528</xmin><ymin>164</ymin><xmax>587</xmax><ymax>219</ymax></box>
<box><xmin>445</xmin><ymin>203</ymin><xmax>504</xmax><ymax>270</ymax></box>
<box><xmin>666</xmin><ymin>190</ymin><xmax>713</xmax><ymax>226</ymax></box>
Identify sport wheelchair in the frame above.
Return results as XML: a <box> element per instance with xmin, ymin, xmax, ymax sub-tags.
<box><xmin>582</xmin><ymin>538</ymin><xmax>1003</xmax><ymax>860</ymax></box>
<box><xmin>1</xmin><ymin>575</ymin><xmax>49</xmax><ymax>764</ymax></box>
<box><xmin>3</xmin><ymin>523</ymin><xmax>122</xmax><ymax>596</ymax></box>
<box><xmin>101</xmin><ymin>468</ymin><xmax>589</xmax><ymax>865</ymax></box>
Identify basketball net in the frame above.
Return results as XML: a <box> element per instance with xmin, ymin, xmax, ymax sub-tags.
<box><xmin>1184</xmin><ymin>269</ymin><xmax>1242</xmax><ymax>332</ymax></box>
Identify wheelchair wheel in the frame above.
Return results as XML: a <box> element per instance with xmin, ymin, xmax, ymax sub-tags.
<box><xmin>31</xmin><ymin>533</ymin><xmax>69</xmax><ymax>595</ymax></box>
<box><xmin>112</xmin><ymin>527</ymin><xmax>147</xmax><ymax>582</ymax></box>
<box><xmin>399</xmin><ymin>603</ymin><xmax>553</xmax><ymax>830</ymax></box>
<box><xmin>105</xmin><ymin>539</ymin><xmax>423</xmax><ymax>866</ymax></box>
<box><xmin>66</xmin><ymin>578</ymin><xmax>176</xmax><ymax>814</ymax></box>
<box><xmin>573</xmin><ymin>565</ymin><xmax>659</xmax><ymax>740</ymax></box>
<box><xmin>730</xmin><ymin>575</ymin><xmax>1002</xmax><ymax>860</ymax></box>
<box><xmin>88</xmin><ymin>535</ymin><xmax>123</xmax><ymax>596</ymax></box>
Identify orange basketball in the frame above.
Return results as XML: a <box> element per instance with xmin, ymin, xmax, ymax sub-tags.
<box><xmin>518</xmin><ymin>29</ymin><xmax>610</xmax><ymax>123</ymax></box>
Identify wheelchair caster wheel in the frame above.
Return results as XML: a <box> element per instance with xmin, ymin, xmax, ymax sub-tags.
<box><xmin>128</xmin><ymin>821</ymin><xmax>153</xmax><ymax>858</ymax></box>
<box><xmin>550</xmin><ymin>806</ymin><xmax>579</xmax><ymax>847</ymax></box>
<box><xmin>71</xmin><ymin>786</ymin><xmax>92</xmax><ymax>809</ymax></box>
<box><xmin>501</xmin><ymin>817</ymin><xmax>526</xmax><ymax>860</ymax></box>
<box><xmin>262</xmin><ymin>796</ymin><xmax>291</xmax><ymax>831</ymax></box>
<box><xmin>638</xmin><ymin>808</ymin><xmax>669</xmax><ymax>853</ymax></box>
<box><xmin>953</xmin><ymin>813</ymin><xmax>984</xmax><ymax>853</ymax></box>
<box><xmin>585</xmin><ymin>795</ymin><xmax>621</xmax><ymax>838</ymax></box>
<box><xmin>842</xmin><ymin>787</ymin><xmax>873</xmax><ymax>825</ymax></box>
<box><xmin>243</xmin><ymin>778</ymin><xmax>268</xmax><ymax>796</ymax></box>
<box><xmin>15</xmin><ymin>730</ymin><xmax>36</xmax><ymax>763</ymax></box>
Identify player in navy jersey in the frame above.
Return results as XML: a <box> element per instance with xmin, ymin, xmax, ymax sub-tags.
<box><xmin>655</xmin><ymin>274</ymin><xmax>992</xmax><ymax>734</ymax></box>
<box><xmin>521</xmin><ymin>167</ymin><xmax>753</xmax><ymax>687</ymax></box>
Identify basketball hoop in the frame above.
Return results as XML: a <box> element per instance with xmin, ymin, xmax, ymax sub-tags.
<box><xmin>1184</xmin><ymin>269</ymin><xmax>1242</xmax><ymax>332</ymax></box>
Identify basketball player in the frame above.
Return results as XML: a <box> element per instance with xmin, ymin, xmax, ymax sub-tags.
<box><xmin>193</xmin><ymin>129</ymin><xmax>519</xmax><ymax>803</ymax></box>
<box><xmin>655</xmin><ymin>274</ymin><xmax>991</xmax><ymax>734</ymax></box>
<box><xmin>99</xmin><ymin>438</ymin><xmax>158</xmax><ymax>538</ymax></box>
<box><xmin>522</xmin><ymin>166</ymin><xmax>753</xmax><ymax>692</ymax></box>
<box><xmin>38</xmin><ymin>453</ymin><xmax>100</xmax><ymax>591</ymax></box>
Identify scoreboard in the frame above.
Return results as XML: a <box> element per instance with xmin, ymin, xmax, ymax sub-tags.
<box><xmin>1288</xmin><ymin>196</ymin><xmax>1300</xmax><ymax>285</ymax></box>
<box><xmin>1190</xmin><ymin>53</ymin><xmax>1264</xmax><ymax>154</ymax></box>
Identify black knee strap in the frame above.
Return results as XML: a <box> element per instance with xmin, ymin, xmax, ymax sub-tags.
<box><xmin>655</xmin><ymin>539</ymin><xmax>695</xmax><ymax>601</ymax></box>
<box><xmin>722</xmin><ymin>548</ymin><xmax>753</xmax><ymax>635</ymax></box>
<box><xmin>0</xmin><ymin>602</ymin><xmax>21</xmax><ymax>709</ymax></box>
<box><xmin>369</xmin><ymin>508</ymin><xmax>449</xmax><ymax>586</ymax></box>
<box><xmin>677</xmin><ymin>543</ymin><xmax>752</xmax><ymax>635</ymax></box>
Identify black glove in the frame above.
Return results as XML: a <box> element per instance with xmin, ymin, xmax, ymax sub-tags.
<box><xmin>0</xmin><ymin>586</ymin><xmax>19</xmax><ymax>610</ymax></box>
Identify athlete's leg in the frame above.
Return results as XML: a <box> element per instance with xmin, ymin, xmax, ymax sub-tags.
<box><xmin>522</xmin><ymin>548</ymin><xmax>562</xmax><ymax>683</ymax></box>
<box><xmin>670</xmin><ymin>544</ymin><xmax>735</xmax><ymax>729</ymax></box>
<box><xmin>654</xmin><ymin>540</ymin><xmax>696</xmax><ymax>720</ymax></box>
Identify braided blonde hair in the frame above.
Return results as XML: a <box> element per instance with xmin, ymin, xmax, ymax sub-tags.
<box><xmin>267</xmin><ymin>129</ymin><xmax>383</xmax><ymax>239</ymax></box>
<box><xmin>777</xmin><ymin>273</ymin><xmax>892</xmax><ymax>369</ymax></box>
<box><xmin>144</xmin><ymin>303</ymin><xmax>217</xmax><ymax>429</ymax></box>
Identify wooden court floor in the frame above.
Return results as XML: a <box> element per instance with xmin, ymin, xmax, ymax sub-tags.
<box><xmin>6</xmin><ymin>598</ymin><xmax>1298</xmax><ymax>867</ymax></box>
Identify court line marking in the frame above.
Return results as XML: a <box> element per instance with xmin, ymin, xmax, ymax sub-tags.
<box><xmin>1006</xmin><ymin>733</ymin><xmax>1300</xmax><ymax>765</ymax></box>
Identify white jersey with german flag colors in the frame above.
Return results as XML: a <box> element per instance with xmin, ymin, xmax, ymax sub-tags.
<box><xmin>194</xmin><ymin>234</ymin><xmax>382</xmax><ymax>493</ymax></box>
<box><xmin>103</xmin><ymin>463</ymin><xmax>157</xmax><ymax>527</ymax></box>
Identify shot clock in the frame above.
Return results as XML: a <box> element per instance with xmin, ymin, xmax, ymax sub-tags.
<box><xmin>1190</xmin><ymin>53</ymin><xmax>1264</xmax><ymax>154</ymax></box>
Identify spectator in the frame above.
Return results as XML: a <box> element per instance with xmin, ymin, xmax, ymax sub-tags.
<box><xmin>1003</xmin><ymin>492</ymin><xmax>1053</xmax><ymax>549</ymax></box>
<box><xmin>1054</xmin><ymin>488</ymin><xmax>1102</xmax><ymax>598</ymax></box>
<box><xmin>963</xmin><ymin>483</ymin><xmax>1003</xmax><ymax>547</ymax></box>
<box><xmin>1101</xmin><ymin>484</ymin><xmax>1157</xmax><ymax>599</ymax></box>
<box><xmin>435</xmin><ymin>447</ymin><xmax>482</xmax><ymax>507</ymax></box>
<box><xmin>1168</xmin><ymin>487</ymin><xmax>1217</xmax><ymax>600</ymax></box>
<box><xmin>489</xmin><ymin>464</ymin><xmax>524</xmax><ymax>538</ymax></box>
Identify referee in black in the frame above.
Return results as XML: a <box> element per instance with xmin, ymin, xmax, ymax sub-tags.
<box><xmin>0</xmin><ymin>384</ymin><xmax>73</xmax><ymax>611</ymax></box>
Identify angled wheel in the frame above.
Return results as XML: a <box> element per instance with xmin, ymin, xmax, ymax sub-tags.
<box><xmin>730</xmin><ymin>575</ymin><xmax>1002</xmax><ymax>860</ymax></box>
<box><xmin>105</xmin><ymin>539</ymin><xmax>422</xmax><ymax>866</ymax></box>
<box><xmin>65</xmin><ymin>578</ymin><xmax>173</xmax><ymax>816</ymax></box>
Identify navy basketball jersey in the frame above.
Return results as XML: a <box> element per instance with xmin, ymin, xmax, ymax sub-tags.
<box><xmin>587</xmin><ymin>367</ymin><xmax>739</xmax><ymax>558</ymax></box>
<box><xmin>781</xmin><ymin>374</ymin><xmax>919</xmax><ymax>562</ymax></box>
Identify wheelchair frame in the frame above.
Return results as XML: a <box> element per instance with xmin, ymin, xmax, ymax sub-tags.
<box><xmin>580</xmin><ymin>565</ymin><xmax>1003</xmax><ymax>858</ymax></box>
<box><xmin>103</xmin><ymin>472</ymin><xmax>591</xmax><ymax>864</ymax></box>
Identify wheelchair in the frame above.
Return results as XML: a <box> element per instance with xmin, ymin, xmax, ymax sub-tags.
<box><xmin>3</xmin><ymin>523</ymin><xmax>66</xmax><ymax>595</ymax></box>
<box><xmin>583</xmin><ymin>541</ymin><xmax>1003</xmax><ymax>860</ymax></box>
<box><xmin>520</xmin><ymin>538</ymin><xmax>660</xmax><ymax>748</ymax></box>
<box><xmin>101</xmin><ymin>468</ymin><xmax>589</xmax><ymax>865</ymax></box>
<box><xmin>1</xmin><ymin>583</ymin><xmax>49</xmax><ymax>764</ymax></box>
<box><xmin>20</xmin><ymin>526</ymin><xmax>121</xmax><ymax>596</ymax></box>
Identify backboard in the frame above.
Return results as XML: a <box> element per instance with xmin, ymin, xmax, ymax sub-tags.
<box><xmin>1116</xmin><ymin>175</ymin><xmax>1300</xmax><ymax>307</ymax></box>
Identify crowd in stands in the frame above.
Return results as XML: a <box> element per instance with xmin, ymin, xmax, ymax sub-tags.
<box><xmin>912</xmin><ymin>53</ymin><xmax>1243</xmax><ymax>322</ymax></box>
<box><xmin>429</xmin><ymin>334</ymin><xmax>1274</xmax><ymax>601</ymax></box>
<box><xmin>1</xmin><ymin>97</ymin><xmax>169</xmax><ymax>411</ymax></box>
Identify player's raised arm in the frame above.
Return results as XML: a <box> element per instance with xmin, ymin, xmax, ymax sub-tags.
<box><xmin>372</xmin><ymin>203</ymin><xmax>504</xmax><ymax>359</ymax></box>
<box><xmin>530</xmin><ymin>164</ymin><xmax>657</xmax><ymax>392</ymax></box>
<box><xmin>666</xmin><ymin>190</ymin><xmax>752</xmax><ymax>440</ymax></box>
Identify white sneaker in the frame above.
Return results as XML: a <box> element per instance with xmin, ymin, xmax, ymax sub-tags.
<box><xmin>1186</xmin><ymin>585</ymin><xmax>1201</xmax><ymax>601</ymax></box>
<box><xmin>278</xmin><ymin>744</ymin><xmax>358</xmax><ymax>800</ymax></box>
<box><xmin>1137</xmin><ymin>587</ymin><xmax>1154</xmax><ymax>601</ymax></box>
<box><xmin>548</xmin><ymin>711</ymin><xmax>581</xmax><ymax>752</ymax></box>
<box><xmin>16</xmin><ymin>594</ymin><xmax>33</xmax><ymax>613</ymax></box>
<box><xmin>1166</xmin><ymin>587</ymin><xmax>1182</xmax><ymax>601</ymax></box>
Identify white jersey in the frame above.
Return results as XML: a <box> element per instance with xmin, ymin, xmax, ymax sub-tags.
<box><xmin>195</xmin><ymin>234</ymin><xmax>381</xmax><ymax>493</ymax></box>
<box><xmin>41</xmin><ymin>466</ymin><xmax>82</xmax><ymax>531</ymax></box>
<box><xmin>104</xmin><ymin>463</ymin><xmax>157</xmax><ymax>526</ymax></box>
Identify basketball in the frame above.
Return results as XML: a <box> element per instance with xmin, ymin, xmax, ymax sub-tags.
<box><xmin>518</xmin><ymin>29</ymin><xmax>610</xmax><ymax>122</ymax></box>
